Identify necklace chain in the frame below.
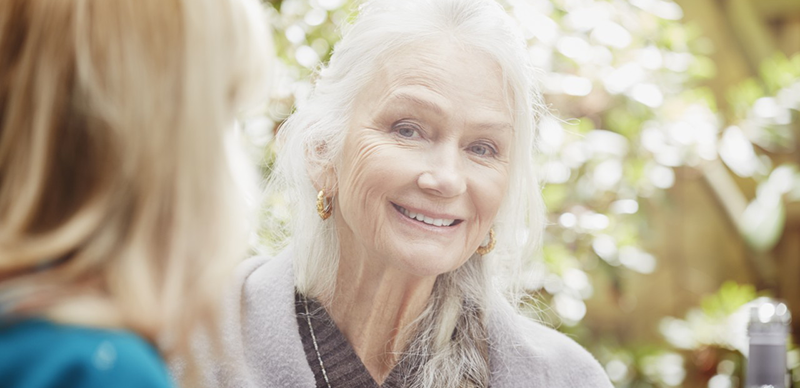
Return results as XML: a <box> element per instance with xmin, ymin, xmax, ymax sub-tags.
<box><xmin>302</xmin><ymin>294</ymin><xmax>333</xmax><ymax>388</ymax></box>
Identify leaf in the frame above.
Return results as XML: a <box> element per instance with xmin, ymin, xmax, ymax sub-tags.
<box><xmin>738</xmin><ymin>195</ymin><xmax>786</xmax><ymax>252</ymax></box>
<box><xmin>542</xmin><ymin>183</ymin><xmax>569</xmax><ymax>210</ymax></box>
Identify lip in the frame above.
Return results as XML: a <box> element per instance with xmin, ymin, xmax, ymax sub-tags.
<box><xmin>390</xmin><ymin>202</ymin><xmax>464</xmax><ymax>232</ymax></box>
<box><xmin>391</xmin><ymin>202</ymin><xmax>462</xmax><ymax>221</ymax></box>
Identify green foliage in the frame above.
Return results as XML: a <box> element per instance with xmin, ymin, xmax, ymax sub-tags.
<box><xmin>760</xmin><ymin>53</ymin><xmax>800</xmax><ymax>94</ymax></box>
<box><xmin>700</xmin><ymin>281</ymin><xmax>757</xmax><ymax>318</ymax></box>
<box><xmin>542</xmin><ymin>183</ymin><xmax>569</xmax><ymax>210</ymax></box>
<box><xmin>257</xmin><ymin>1</ymin><xmax>800</xmax><ymax>387</ymax></box>
<box><xmin>679</xmin><ymin>87</ymin><xmax>717</xmax><ymax>112</ymax></box>
<box><xmin>727</xmin><ymin>78</ymin><xmax>765</xmax><ymax>119</ymax></box>
<box><xmin>687</xmin><ymin>55</ymin><xmax>716</xmax><ymax>79</ymax></box>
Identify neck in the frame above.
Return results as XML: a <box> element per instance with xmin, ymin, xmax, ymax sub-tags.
<box><xmin>323</xmin><ymin>247</ymin><xmax>436</xmax><ymax>384</ymax></box>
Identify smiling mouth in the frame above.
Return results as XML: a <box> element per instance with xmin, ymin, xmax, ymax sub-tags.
<box><xmin>392</xmin><ymin>203</ymin><xmax>463</xmax><ymax>227</ymax></box>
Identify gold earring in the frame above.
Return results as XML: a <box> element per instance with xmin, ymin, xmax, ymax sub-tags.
<box><xmin>316</xmin><ymin>190</ymin><xmax>333</xmax><ymax>220</ymax></box>
<box><xmin>476</xmin><ymin>228</ymin><xmax>496</xmax><ymax>255</ymax></box>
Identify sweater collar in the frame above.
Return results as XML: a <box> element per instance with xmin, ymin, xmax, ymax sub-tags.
<box><xmin>233</xmin><ymin>248</ymin><xmax>541</xmax><ymax>388</ymax></box>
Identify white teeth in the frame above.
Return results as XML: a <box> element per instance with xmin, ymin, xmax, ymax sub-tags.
<box><xmin>398</xmin><ymin>206</ymin><xmax>455</xmax><ymax>227</ymax></box>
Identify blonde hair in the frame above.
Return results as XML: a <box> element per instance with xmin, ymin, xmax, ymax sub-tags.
<box><xmin>0</xmin><ymin>0</ymin><xmax>270</xmax><ymax>362</ymax></box>
<box><xmin>268</xmin><ymin>0</ymin><xmax>545</xmax><ymax>386</ymax></box>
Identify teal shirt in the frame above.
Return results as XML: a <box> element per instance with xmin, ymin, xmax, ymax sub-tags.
<box><xmin>0</xmin><ymin>318</ymin><xmax>174</xmax><ymax>388</ymax></box>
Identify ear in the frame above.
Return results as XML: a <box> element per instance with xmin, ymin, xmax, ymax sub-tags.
<box><xmin>306</xmin><ymin>141</ymin><xmax>337</xmax><ymax>194</ymax></box>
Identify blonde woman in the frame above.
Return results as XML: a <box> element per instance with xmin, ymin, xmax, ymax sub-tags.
<box><xmin>0</xmin><ymin>0</ymin><xmax>271</xmax><ymax>386</ymax></box>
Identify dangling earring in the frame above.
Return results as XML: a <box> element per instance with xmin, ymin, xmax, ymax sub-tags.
<box><xmin>476</xmin><ymin>228</ymin><xmax>496</xmax><ymax>255</ymax></box>
<box><xmin>316</xmin><ymin>190</ymin><xmax>333</xmax><ymax>220</ymax></box>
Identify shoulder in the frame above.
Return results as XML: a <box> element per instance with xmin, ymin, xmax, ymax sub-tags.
<box><xmin>193</xmin><ymin>247</ymin><xmax>315</xmax><ymax>387</ymax></box>
<box><xmin>234</xmin><ymin>247</ymin><xmax>298</xmax><ymax>342</ymax></box>
<box><xmin>0</xmin><ymin>318</ymin><xmax>173</xmax><ymax>388</ymax></box>
<box><xmin>236</xmin><ymin>248</ymin><xmax>293</xmax><ymax>295</ymax></box>
<box><xmin>487</xmin><ymin>306</ymin><xmax>612</xmax><ymax>388</ymax></box>
<box><xmin>522</xmin><ymin>319</ymin><xmax>608</xmax><ymax>373</ymax></box>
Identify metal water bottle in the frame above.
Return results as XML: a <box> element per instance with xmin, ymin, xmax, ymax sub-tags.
<box><xmin>746</xmin><ymin>297</ymin><xmax>792</xmax><ymax>388</ymax></box>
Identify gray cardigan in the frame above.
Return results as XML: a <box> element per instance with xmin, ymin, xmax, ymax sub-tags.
<box><xmin>189</xmin><ymin>249</ymin><xmax>613</xmax><ymax>387</ymax></box>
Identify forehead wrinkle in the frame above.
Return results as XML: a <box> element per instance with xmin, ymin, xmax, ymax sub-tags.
<box><xmin>362</xmin><ymin>43</ymin><xmax>514</xmax><ymax>131</ymax></box>
<box><xmin>379</xmin><ymin>91</ymin><xmax>444</xmax><ymax>116</ymax></box>
<box><xmin>376</xmin><ymin>68</ymin><xmax>452</xmax><ymax>111</ymax></box>
<box><xmin>375</xmin><ymin>49</ymin><xmax>456</xmax><ymax>96</ymax></box>
<box><xmin>474</xmin><ymin>121</ymin><xmax>513</xmax><ymax>134</ymax></box>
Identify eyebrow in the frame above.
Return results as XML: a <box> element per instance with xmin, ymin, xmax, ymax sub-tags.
<box><xmin>390</xmin><ymin>92</ymin><xmax>444</xmax><ymax>115</ymax></box>
<box><xmin>386</xmin><ymin>92</ymin><xmax>514</xmax><ymax>132</ymax></box>
<box><xmin>475</xmin><ymin>121</ymin><xmax>513</xmax><ymax>133</ymax></box>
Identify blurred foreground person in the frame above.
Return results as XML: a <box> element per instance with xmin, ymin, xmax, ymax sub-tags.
<box><xmin>197</xmin><ymin>0</ymin><xmax>613</xmax><ymax>387</ymax></box>
<box><xmin>0</xmin><ymin>0</ymin><xmax>271</xmax><ymax>386</ymax></box>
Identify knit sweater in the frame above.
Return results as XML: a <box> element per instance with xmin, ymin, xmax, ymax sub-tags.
<box><xmin>185</xmin><ymin>248</ymin><xmax>613</xmax><ymax>388</ymax></box>
<box><xmin>295</xmin><ymin>293</ymin><xmax>410</xmax><ymax>387</ymax></box>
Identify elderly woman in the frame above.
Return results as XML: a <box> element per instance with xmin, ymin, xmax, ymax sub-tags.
<box><xmin>206</xmin><ymin>0</ymin><xmax>613</xmax><ymax>387</ymax></box>
<box><xmin>0</xmin><ymin>0</ymin><xmax>270</xmax><ymax>386</ymax></box>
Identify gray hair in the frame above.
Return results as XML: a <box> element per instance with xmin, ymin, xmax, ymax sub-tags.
<box><xmin>268</xmin><ymin>0</ymin><xmax>546</xmax><ymax>386</ymax></box>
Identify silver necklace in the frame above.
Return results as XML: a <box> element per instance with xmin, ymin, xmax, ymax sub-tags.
<box><xmin>302</xmin><ymin>294</ymin><xmax>332</xmax><ymax>388</ymax></box>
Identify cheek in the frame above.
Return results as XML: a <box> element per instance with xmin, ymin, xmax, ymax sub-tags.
<box><xmin>336</xmin><ymin>134</ymin><xmax>413</xmax><ymax>230</ymax></box>
<box><xmin>469</xmin><ymin>164</ymin><xmax>510</xmax><ymax>220</ymax></box>
<box><xmin>339</xmin><ymin>136</ymin><xmax>393</xmax><ymax>199</ymax></box>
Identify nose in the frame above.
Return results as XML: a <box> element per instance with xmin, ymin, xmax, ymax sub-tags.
<box><xmin>417</xmin><ymin>144</ymin><xmax>467</xmax><ymax>198</ymax></box>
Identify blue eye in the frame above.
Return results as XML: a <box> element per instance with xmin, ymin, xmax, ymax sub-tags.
<box><xmin>397</xmin><ymin>126</ymin><xmax>416</xmax><ymax>138</ymax></box>
<box><xmin>392</xmin><ymin>121</ymin><xmax>421</xmax><ymax>138</ymax></box>
<box><xmin>470</xmin><ymin>143</ymin><xmax>495</xmax><ymax>156</ymax></box>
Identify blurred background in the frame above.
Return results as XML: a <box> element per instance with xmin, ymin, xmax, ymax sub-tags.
<box><xmin>240</xmin><ymin>0</ymin><xmax>800</xmax><ymax>386</ymax></box>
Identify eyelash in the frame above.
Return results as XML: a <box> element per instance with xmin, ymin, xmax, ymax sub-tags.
<box><xmin>392</xmin><ymin>121</ymin><xmax>422</xmax><ymax>139</ymax></box>
<box><xmin>469</xmin><ymin>142</ymin><xmax>498</xmax><ymax>157</ymax></box>
<box><xmin>391</xmin><ymin>121</ymin><xmax>499</xmax><ymax>158</ymax></box>
<box><xmin>396</xmin><ymin>126</ymin><xmax>418</xmax><ymax>138</ymax></box>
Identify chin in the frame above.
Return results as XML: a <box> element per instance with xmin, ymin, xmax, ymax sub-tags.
<box><xmin>392</xmin><ymin>248</ymin><xmax>467</xmax><ymax>278</ymax></box>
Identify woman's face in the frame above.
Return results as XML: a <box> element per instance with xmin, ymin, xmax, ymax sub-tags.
<box><xmin>332</xmin><ymin>42</ymin><xmax>513</xmax><ymax>278</ymax></box>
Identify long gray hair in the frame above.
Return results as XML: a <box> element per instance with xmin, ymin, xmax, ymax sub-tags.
<box><xmin>267</xmin><ymin>0</ymin><xmax>546</xmax><ymax>386</ymax></box>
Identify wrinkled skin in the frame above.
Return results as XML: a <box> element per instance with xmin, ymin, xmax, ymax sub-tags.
<box><xmin>332</xmin><ymin>42</ymin><xmax>512</xmax><ymax>277</ymax></box>
<box><xmin>316</xmin><ymin>41</ymin><xmax>513</xmax><ymax>382</ymax></box>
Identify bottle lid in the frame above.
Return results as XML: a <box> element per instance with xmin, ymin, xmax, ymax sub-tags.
<box><xmin>748</xmin><ymin>297</ymin><xmax>791</xmax><ymax>337</ymax></box>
